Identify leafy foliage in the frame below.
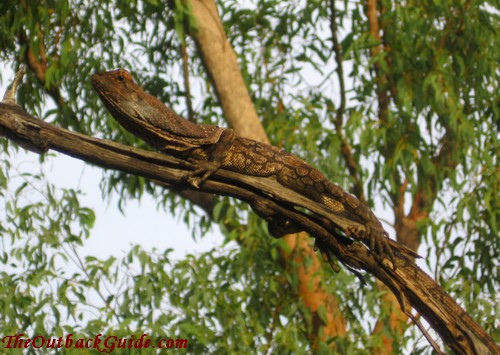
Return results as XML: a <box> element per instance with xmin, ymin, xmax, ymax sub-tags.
<box><xmin>0</xmin><ymin>0</ymin><xmax>498</xmax><ymax>352</ymax></box>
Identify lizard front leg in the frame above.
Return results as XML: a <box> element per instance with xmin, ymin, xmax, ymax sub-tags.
<box><xmin>183</xmin><ymin>129</ymin><xmax>235</xmax><ymax>188</ymax></box>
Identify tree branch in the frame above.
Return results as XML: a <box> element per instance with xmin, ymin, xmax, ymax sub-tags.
<box><xmin>0</xmin><ymin>100</ymin><xmax>497</xmax><ymax>355</ymax></box>
<box><xmin>180</xmin><ymin>40</ymin><xmax>195</xmax><ymax>123</ymax></box>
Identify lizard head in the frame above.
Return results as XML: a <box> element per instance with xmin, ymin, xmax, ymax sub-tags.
<box><xmin>91</xmin><ymin>68</ymin><xmax>153</xmax><ymax>131</ymax></box>
<box><xmin>91</xmin><ymin>68</ymin><xmax>220</xmax><ymax>148</ymax></box>
<box><xmin>91</xmin><ymin>68</ymin><xmax>141</xmax><ymax>113</ymax></box>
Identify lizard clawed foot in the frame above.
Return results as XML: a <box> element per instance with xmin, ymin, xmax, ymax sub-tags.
<box><xmin>370</xmin><ymin>230</ymin><xmax>396</xmax><ymax>270</ymax></box>
<box><xmin>181</xmin><ymin>161</ymin><xmax>222</xmax><ymax>188</ymax></box>
<box><xmin>314</xmin><ymin>238</ymin><xmax>341</xmax><ymax>273</ymax></box>
<box><xmin>348</xmin><ymin>224</ymin><xmax>397</xmax><ymax>270</ymax></box>
<box><xmin>182</xmin><ymin>174</ymin><xmax>204</xmax><ymax>188</ymax></box>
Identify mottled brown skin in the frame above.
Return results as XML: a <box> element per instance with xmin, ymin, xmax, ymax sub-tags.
<box><xmin>91</xmin><ymin>69</ymin><xmax>415</xmax><ymax>263</ymax></box>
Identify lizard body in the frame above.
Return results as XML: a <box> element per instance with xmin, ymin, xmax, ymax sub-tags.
<box><xmin>91</xmin><ymin>69</ymin><xmax>417</xmax><ymax>261</ymax></box>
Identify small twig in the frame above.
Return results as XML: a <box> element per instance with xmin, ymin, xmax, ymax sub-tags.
<box><xmin>329</xmin><ymin>0</ymin><xmax>364</xmax><ymax>201</ymax></box>
<box><xmin>406</xmin><ymin>311</ymin><xmax>444</xmax><ymax>354</ymax></box>
<box><xmin>329</xmin><ymin>1</ymin><xmax>346</xmax><ymax>129</ymax></box>
<box><xmin>3</xmin><ymin>66</ymin><xmax>25</xmax><ymax>103</ymax></box>
<box><xmin>180</xmin><ymin>40</ymin><xmax>195</xmax><ymax>122</ymax></box>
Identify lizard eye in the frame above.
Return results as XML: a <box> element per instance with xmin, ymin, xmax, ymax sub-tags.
<box><xmin>117</xmin><ymin>75</ymin><xmax>125</xmax><ymax>81</ymax></box>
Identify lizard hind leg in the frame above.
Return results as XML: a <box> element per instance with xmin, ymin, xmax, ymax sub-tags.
<box><xmin>347</xmin><ymin>223</ymin><xmax>396</xmax><ymax>269</ymax></box>
<box><xmin>368</xmin><ymin>225</ymin><xmax>396</xmax><ymax>269</ymax></box>
<box><xmin>313</xmin><ymin>238</ymin><xmax>341</xmax><ymax>273</ymax></box>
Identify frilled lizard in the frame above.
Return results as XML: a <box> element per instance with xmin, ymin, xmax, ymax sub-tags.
<box><xmin>91</xmin><ymin>68</ymin><xmax>418</xmax><ymax>265</ymax></box>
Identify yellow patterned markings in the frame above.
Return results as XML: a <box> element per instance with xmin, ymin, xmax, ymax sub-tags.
<box><xmin>320</xmin><ymin>195</ymin><xmax>345</xmax><ymax>213</ymax></box>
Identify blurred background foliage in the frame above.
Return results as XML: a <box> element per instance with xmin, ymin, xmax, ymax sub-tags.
<box><xmin>0</xmin><ymin>0</ymin><xmax>498</xmax><ymax>352</ymax></box>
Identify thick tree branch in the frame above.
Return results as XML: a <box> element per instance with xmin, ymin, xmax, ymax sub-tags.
<box><xmin>186</xmin><ymin>0</ymin><xmax>268</xmax><ymax>143</ymax></box>
<box><xmin>0</xmin><ymin>101</ymin><xmax>497</xmax><ymax>355</ymax></box>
